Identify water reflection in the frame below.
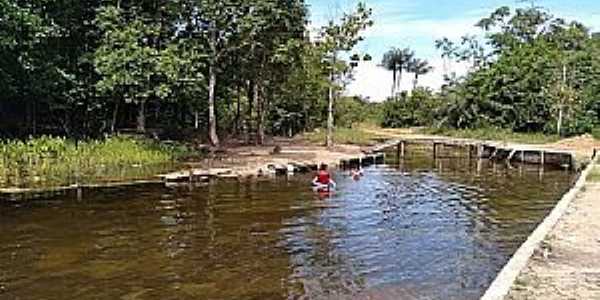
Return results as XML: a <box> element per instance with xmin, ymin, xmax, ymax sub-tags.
<box><xmin>0</xmin><ymin>153</ymin><xmax>575</xmax><ymax>299</ymax></box>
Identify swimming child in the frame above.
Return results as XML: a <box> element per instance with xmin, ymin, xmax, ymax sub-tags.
<box><xmin>350</xmin><ymin>167</ymin><xmax>364</xmax><ymax>180</ymax></box>
<box><xmin>312</xmin><ymin>163</ymin><xmax>336</xmax><ymax>188</ymax></box>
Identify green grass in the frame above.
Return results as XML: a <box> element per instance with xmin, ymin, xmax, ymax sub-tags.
<box><xmin>0</xmin><ymin>136</ymin><xmax>190</xmax><ymax>188</ymax></box>
<box><xmin>592</xmin><ymin>128</ymin><xmax>600</xmax><ymax>140</ymax></box>
<box><xmin>589</xmin><ymin>167</ymin><xmax>600</xmax><ymax>182</ymax></box>
<box><xmin>420</xmin><ymin>127</ymin><xmax>561</xmax><ymax>144</ymax></box>
<box><xmin>304</xmin><ymin>127</ymin><xmax>383</xmax><ymax>146</ymax></box>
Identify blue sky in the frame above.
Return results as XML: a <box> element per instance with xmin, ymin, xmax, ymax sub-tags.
<box><xmin>306</xmin><ymin>0</ymin><xmax>600</xmax><ymax>101</ymax></box>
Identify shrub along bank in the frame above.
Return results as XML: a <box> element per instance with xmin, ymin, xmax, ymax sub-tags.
<box><xmin>0</xmin><ymin>136</ymin><xmax>189</xmax><ymax>188</ymax></box>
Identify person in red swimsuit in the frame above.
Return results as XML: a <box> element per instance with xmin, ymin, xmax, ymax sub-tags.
<box><xmin>313</xmin><ymin>164</ymin><xmax>336</xmax><ymax>188</ymax></box>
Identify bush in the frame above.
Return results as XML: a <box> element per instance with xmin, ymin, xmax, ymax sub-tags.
<box><xmin>381</xmin><ymin>88</ymin><xmax>438</xmax><ymax>128</ymax></box>
<box><xmin>335</xmin><ymin>96</ymin><xmax>381</xmax><ymax>128</ymax></box>
<box><xmin>0</xmin><ymin>136</ymin><xmax>190</xmax><ymax>188</ymax></box>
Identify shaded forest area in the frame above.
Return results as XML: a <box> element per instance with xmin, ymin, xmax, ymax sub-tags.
<box><xmin>1</xmin><ymin>0</ymin><xmax>372</xmax><ymax>146</ymax></box>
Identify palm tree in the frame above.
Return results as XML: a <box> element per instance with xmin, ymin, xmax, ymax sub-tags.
<box><xmin>409</xmin><ymin>58</ymin><xmax>433</xmax><ymax>90</ymax></box>
<box><xmin>396</xmin><ymin>48</ymin><xmax>414</xmax><ymax>93</ymax></box>
<box><xmin>381</xmin><ymin>47</ymin><xmax>414</xmax><ymax>97</ymax></box>
<box><xmin>381</xmin><ymin>49</ymin><xmax>400</xmax><ymax>96</ymax></box>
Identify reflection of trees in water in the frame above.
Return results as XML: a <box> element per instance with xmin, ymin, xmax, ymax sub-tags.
<box><xmin>173</xmin><ymin>179</ymin><xmax>313</xmax><ymax>299</ymax></box>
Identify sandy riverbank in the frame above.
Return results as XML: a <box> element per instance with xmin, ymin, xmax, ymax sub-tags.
<box><xmin>175</xmin><ymin>141</ymin><xmax>372</xmax><ymax>179</ymax></box>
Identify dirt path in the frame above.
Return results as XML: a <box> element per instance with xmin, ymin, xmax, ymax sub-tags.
<box><xmin>507</xmin><ymin>179</ymin><xmax>600</xmax><ymax>299</ymax></box>
<box><xmin>183</xmin><ymin>141</ymin><xmax>370</xmax><ymax>178</ymax></box>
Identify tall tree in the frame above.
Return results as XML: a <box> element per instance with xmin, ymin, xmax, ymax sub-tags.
<box><xmin>180</xmin><ymin>0</ymin><xmax>250</xmax><ymax>146</ymax></box>
<box><xmin>381</xmin><ymin>48</ymin><xmax>400</xmax><ymax>97</ymax></box>
<box><xmin>319</xmin><ymin>2</ymin><xmax>372</xmax><ymax>147</ymax></box>
<box><xmin>381</xmin><ymin>47</ymin><xmax>414</xmax><ymax>97</ymax></box>
<box><xmin>94</xmin><ymin>4</ymin><xmax>172</xmax><ymax>133</ymax></box>
<box><xmin>408</xmin><ymin>58</ymin><xmax>433</xmax><ymax>91</ymax></box>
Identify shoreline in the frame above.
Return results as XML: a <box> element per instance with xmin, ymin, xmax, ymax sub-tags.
<box><xmin>1</xmin><ymin>135</ymin><xmax>592</xmax><ymax>202</ymax></box>
<box><xmin>481</xmin><ymin>154</ymin><xmax>598</xmax><ymax>300</ymax></box>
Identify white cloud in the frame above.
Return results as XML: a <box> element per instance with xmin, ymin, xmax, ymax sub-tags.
<box><xmin>345</xmin><ymin>59</ymin><xmax>471</xmax><ymax>102</ymax></box>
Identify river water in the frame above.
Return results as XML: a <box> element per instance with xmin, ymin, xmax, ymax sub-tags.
<box><xmin>0</xmin><ymin>152</ymin><xmax>575</xmax><ymax>299</ymax></box>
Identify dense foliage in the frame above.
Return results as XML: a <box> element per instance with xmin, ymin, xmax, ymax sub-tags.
<box><xmin>382</xmin><ymin>6</ymin><xmax>600</xmax><ymax>136</ymax></box>
<box><xmin>0</xmin><ymin>0</ymin><xmax>371</xmax><ymax>146</ymax></box>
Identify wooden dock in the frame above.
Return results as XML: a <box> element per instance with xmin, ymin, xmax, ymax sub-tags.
<box><xmin>371</xmin><ymin>138</ymin><xmax>579</xmax><ymax>170</ymax></box>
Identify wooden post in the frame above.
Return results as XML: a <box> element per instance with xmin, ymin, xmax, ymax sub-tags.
<box><xmin>433</xmin><ymin>143</ymin><xmax>438</xmax><ymax>159</ymax></box>
<box><xmin>468</xmin><ymin>145</ymin><xmax>473</xmax><ymax>160</ymax></box>
<box><xmin>519</xmin><ymin>163</ymin><xmax>523</xmax><ymax>177</ymax></box>
<box><xmin>540</xmin><ymin>151</ymin><xmax>545</xmax><ymax>165</ymax></box>
<box><xmin>476</xmin><ymin>144</ymin><xmax>484</xmax><ymax>158</ymax></box>
<box><xmin>521</xmin><ymin>151</ymin><xmax>525</xmax><ymax>163</ymax></box>
<box><xmin>401</xmin><ymin>141</ymin><xmax>406</xmax><ymax>157</ymax></box>
<box><xmin>396</xmin><ymin>143</ymin><xmax>401</xmax><ymax>160</ymax></box>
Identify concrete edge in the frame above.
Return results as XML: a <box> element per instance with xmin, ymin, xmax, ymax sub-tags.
<box><xmin>0</xmin><ymin>179</ymin><xmax>165</xmax><ymax>202</ymax></box>
<box><xmin>480</xmin><ymin>155</ymin><xmax>598</xmax><ymax>300</ymax></box>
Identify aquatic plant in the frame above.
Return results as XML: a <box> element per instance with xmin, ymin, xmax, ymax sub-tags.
<box><xmin>0</xmin><ymin>136</ymin><xmax>190</xmax><ymax>188</ymax></box>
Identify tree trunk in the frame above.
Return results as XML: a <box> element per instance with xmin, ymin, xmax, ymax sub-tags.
<box><xmin>557</xmin><ymin>64</ymin><xmax>567</xmax><ymax>137</ymax></box>
<box><xmin>397</xmin><ymin>69</ymin><xmax>403</xmax><ymax>97</ymax></box>
<box><xmin>208</xmin><ymin>60</ymin><xmax>219</xmax><ymax>146</ymax></box>
<box><xmin>557</xmin><ymin>105</ymin><xmax>563</xmax><ymax>136</ymax></box>
<box><xmin>413</xmin><ymin>74</ymin><xmax>419</xmax><ymax>91</ymax></box>
<box><xmin>255</xmin><ymin>82</ymin><xmax>265</xmax><ymax>145</ymax></box>
<box><xmin>245</xmin><ymin>81</ymin><xmax>253</xmax><ymax>145</ymax></box>
<box><xmin>234</xmin><ymin>85</ymin><xmax>241</xmax><ymax>135</ymax></box>
<box><xmin>326</xmin><ymin>53</ymin><xmax>336</xmax><ymax>148</ymax></box>
<box><xmin>391</xmin><ymin>66</ymin><xmax>397</xmax><ymax>97</ymax></box>
<box><xmin>32</xmin><ymin>99</ymin><xmax>37</xmax><ymax>136</ymax></box>
<box><xmin>111</xmin><ymin>100</ymin><xmax>120</xmax><ymax>134</ymax></box>
<box><xmin>136</xmin><ymin>100</ymin><xmax>146</xmax><ymax>133</ymax></box>
<box><xmin>207</xmin><ymin>23</ymin><xmax>219</xmax><ymax>146</ymax></box>
<box><xmin>194</xmin><ymin>111</ymin><xmax>199</xmax><ymax>129</ymax></box>
<box><xmin>327</xmin><ymin>83</ymin><xmax>334</xmax><ymax>148</ymax></box>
